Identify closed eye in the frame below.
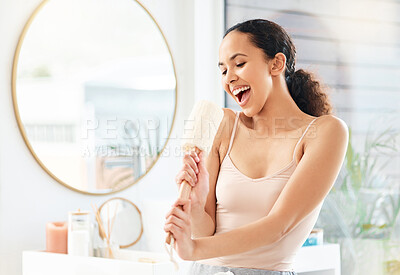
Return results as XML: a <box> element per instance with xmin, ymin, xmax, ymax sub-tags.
<box><xmin>221</xmin><ymin>62</ymin><xmax>245</xmax><ymax>75</ymax></box>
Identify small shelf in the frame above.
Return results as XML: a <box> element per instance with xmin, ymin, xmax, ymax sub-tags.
<box><xmin>294</xmin><ymin>244</ymin><xmax>341</xmax><ymax>275</ymax></box>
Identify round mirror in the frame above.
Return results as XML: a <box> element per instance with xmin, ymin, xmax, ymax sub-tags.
<box><xmin>12</xmin><ymin>0</ymin><xmax>177</xmax><ymax>194</ymax></box>
<box><xmin>99</xmin><ymin>197</ymin><xmax>143</xmax><ymax>248</ymax></box>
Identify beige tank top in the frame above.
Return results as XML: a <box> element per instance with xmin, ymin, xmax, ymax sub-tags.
<box><xmin>198</xmin><ymin>111</ymin><xmax>322</xmax><ymax>271</ymax></box>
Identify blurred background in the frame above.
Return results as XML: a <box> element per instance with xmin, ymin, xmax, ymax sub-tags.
<box><xmin>225</xmin><ymin>2</ymin><xmax>400</xmax><ymax>273</ymax></box>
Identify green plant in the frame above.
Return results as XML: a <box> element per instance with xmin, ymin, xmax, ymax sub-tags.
<box><xmin>323</xmin><ymin>123</ymin><xmax>400</xmax><ymax>239</ymax></box>
<box><xmin>315</xmin><ymin>119</ymin><xmax>400</xmax><ymax>274</ymax></box>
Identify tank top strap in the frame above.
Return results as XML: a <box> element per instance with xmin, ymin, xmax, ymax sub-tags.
<box><xmin>292</xmin><ymin>117</ymin><xmax>319</xmax><ymax>159</ymax></box>
<box><xmin>226</xmin><ymin>111</ymin><xmax>240</xmax><ymax>155</ymax></box>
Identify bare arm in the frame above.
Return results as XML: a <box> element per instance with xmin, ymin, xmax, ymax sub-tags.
<box><xmin>190</xmin><ymin>143</ymin><xmax>219</xmax><ymax>237</ymax></box>
<box><xmin>191</xmin><ymin>109</ymin><xmax>234</xmax><ymax>237</ymax></box>
<box><xmin>191</xmin><ymin>116</ymin><xmax>349</xmax><ymax>260</ymax></box>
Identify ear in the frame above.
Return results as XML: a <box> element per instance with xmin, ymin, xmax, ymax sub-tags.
<box><xmin>270</xmin><ymin>53</ymin><xmax>286</xmax><ymax>77</ymax></box>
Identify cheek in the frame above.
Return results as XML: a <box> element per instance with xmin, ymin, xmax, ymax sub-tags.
<box><xmin>253</xmin><ymin>78</ymin><xmax>271</xmax><ymax>99</ymax></box>
<box><xmin>222</xmin><ymin>81</ymin><xmax>229</xmax><ymax>93</ymax></box>
<box><xmin>255</xmin><ymin>73</ymin><xmax>271</xmax><ymax>89</ymax></box>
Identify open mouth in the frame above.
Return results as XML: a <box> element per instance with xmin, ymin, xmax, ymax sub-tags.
<box><xmin>237</xmin><ymin>89</ymin><xmax>250</xmax><ymax>103</ymax></box>
<box><xmin>233</xmin><ymin>86</ymin><xmax>251</xmax><ymax>104</ymax></box>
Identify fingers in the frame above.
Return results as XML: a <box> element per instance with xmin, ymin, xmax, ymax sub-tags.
<box><xmin>184</xmin><ymin>151</ymin><xmax>200</xmax><ymax>173</ymax></box>
<box><xmin>164</xmin><ymin>199</ymin><xmax>192</xmax><ymax>239</ymax></box>
<box><xmin>165</xmin><ymin>215</ymin><xmax>186</xmax><ymax>229</ymax></box>
<box><xmin>164</xmin><ymin>223</ymin><xmax>182</xmax><ymax>240</ymax></box>
<box><xmin>187</xmin><ymin>150</ymin><xmax>200</xmax><ymax>163</ymax></box>
<box><xmin>183</xmin><ymin>163</ymin><xmax>197</xmax><ymax>184</ymax></box>
<box><xmin>164</xmin><ymin>199</ymin><xmax>191</xmax><ymax>219</ymax></box>
<box><xmin>175</xmin><ymin>170</ymin><xmax>196</xmax><ymax>187</ymax></box>
<box><xmin>164</xmin><ymin>199</ymin><xmax>191</xmax><ymax>228</ymax></box>
<box><xmin>164</xmin><ymin>204</ymin><xmax>185</xmax><ymax>220</ymax></box>
<box><xmin>175</xmin><ymin>151</ymin><xmax>200</xmax><ymax>187</ymax></box>
<box><xmin>173</xmin><ymin>198</ymin><xmax>191</xmax><ymax>213</ymax></box>
<box><xmin>181</xmin><ymin>198</ymin><xmax>191</xmax><ymax>214</ymax></box>
<box><xmin>197</xmin><ymin>152</ymin><xmax>208</xmax><ymax>173</ymax></box>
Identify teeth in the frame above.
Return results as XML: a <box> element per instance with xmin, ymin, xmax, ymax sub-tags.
<box><xmin>232</xmin><ymin>86</ymin><xmax>250</xmax><ymax>96</ymax></box>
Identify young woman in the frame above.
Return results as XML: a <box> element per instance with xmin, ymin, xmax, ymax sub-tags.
<box><xmin>164</xmin><ymin>19</ymin><xmax>348</xmax><ymax>275</ymax></box>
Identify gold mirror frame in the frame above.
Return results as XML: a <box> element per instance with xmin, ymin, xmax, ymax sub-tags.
<box><xmin>99</xmin><ymin>197</ymin><xmax>143</xmax><ymax>248</ymax></box>
<box><xmin>11</xmin><ymin>0</ymin><xmax>177</xmax><ymax>195</ymax></box>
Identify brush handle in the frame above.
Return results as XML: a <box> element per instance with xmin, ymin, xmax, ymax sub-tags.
<box><xmin>165</xmin><ymin>180</ymin><xmax>192</xmax><ymax>245</ymax></box>
<box><xmin>166</xmin><ymin>147</ymin><xmax>201</xmax><ymax>245</ymax></box>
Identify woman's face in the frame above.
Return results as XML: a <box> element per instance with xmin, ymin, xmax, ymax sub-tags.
<box><xmin>219</xmin><ymin>31</ymin><xmax>273</xmax><ymax>116</ymax></box>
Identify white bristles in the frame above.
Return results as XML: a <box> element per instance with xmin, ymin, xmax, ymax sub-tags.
<box><xmin>181</xmin><ymin>100</ymin><xmax>224</xmax><ymax>154</ymax></box>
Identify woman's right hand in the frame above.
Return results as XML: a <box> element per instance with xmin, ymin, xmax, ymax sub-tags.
<box><xmin>175</xmin><ymin>151</ymin><xmax>210</xmax><ymax>211</ymax></box>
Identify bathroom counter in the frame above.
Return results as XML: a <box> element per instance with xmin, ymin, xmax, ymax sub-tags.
<box><xmin>22</xmin><ymin>250</ymin><xmax>178</xmax><ymax>275</ymax></box>
<box><xmin>23</xmin><ymin>244</ymin><xmax>340</xmax><ymax>275</ymax></box>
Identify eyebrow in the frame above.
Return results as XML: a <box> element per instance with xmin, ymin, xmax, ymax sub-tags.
<box><xmin>218</xmin><ymin>53</ymin><xmax>248</xmax><ymax>67</ymax></box>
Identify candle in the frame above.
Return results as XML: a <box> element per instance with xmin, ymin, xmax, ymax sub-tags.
<box><xmin>46</xmin><ymin>221</ymin><xmax>68</xmax><ymax>254</ymax></box>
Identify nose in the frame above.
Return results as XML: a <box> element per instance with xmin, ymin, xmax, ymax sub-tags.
<box><xmin>225</xmin><ymin>69</ymin><xmax>238</xmax><ymax>84</ymax></box>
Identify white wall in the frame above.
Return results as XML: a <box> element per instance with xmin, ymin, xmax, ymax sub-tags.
<box><xmin>0</xmin><ymin>0</ymin><xmax>224</xmax><ymax>274</ymax></box>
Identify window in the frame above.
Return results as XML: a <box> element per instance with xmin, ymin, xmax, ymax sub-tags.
<box><xmin>225</xmin><ymin>1</ymin><xmax>400</xmax><ymax>274</ymax></box>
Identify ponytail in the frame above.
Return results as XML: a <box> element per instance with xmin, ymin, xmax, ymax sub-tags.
<box><xmin>286</xmin><ymin>69</ymin><xmax>333</xmax><ymax>116</ymax></box>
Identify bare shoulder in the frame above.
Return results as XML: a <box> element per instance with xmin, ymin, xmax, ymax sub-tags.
<box><xmin>213</xmin><ymin>108</ymin><xmax>237</xmax><ymax>161</ymax></box>
<box><xmin>316</xmin><ymin>114</ymin><xmax>348</xmax><ymax>136</ymax></box>
<box><xmin>306</xmin><ymin>114</ymin><xmax>349</xmax><ymax>150</ymax></box>
<box><xmin>215</xmin><ymin>108</ymin><xmax>236</xmax><ymax>140</ymax></box>
<box><xmin>222</xmin><ymin>108</ymin><xmax>237</xmax><ymax>123</ymax></box>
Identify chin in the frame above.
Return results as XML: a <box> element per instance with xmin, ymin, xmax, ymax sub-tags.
<box><xmin>241</xmin><ymin>109</ymin><xmax>251</xmax><ymax>117</ymax></box>
<box><xmin>241</xmin><ymin>108</ymin><xmax>257</xmax><ymax>119</ymax></box>
<box><xmin>241</xmin><ymin>104</ymin><xmax>262</xmax><ymax>118</ymax></box>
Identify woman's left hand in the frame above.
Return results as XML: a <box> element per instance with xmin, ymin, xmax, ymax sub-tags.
<box><xmin>164</xmin><ymin>198</ymin><xmax>196</xmax><ymax>260</ymax></box>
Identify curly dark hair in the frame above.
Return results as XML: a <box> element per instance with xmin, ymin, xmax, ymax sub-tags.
<box><xmin>225</xmin><ymin>19</ymin><xmax>333</xmax><ymax>117</ymax></box>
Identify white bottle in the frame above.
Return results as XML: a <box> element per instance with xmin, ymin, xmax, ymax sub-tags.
<box><xmin>68</xmin><ymin>210</ymin><xmax>92</xmax><ymax>256</ymax></box>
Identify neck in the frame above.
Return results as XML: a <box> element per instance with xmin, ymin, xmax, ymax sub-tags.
<box><xmin>245</xmin><ymin>78</ymin><xmax>310</xmax><ymax>135</ymax></box>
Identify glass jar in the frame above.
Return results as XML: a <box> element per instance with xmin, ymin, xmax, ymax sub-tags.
<box><xmin>68</xmin><ymin>210</ymin><xmax>92</xmax><ymax>256</ymax></box>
